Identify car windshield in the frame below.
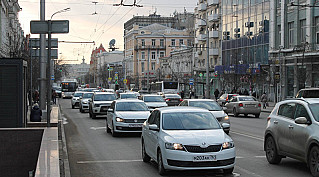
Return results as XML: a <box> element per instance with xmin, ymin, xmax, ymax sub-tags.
<box><xmin>302</xmin><ymin>90</ymin><xmax>319</xmax><ymax>98</ymax></box>
<box><xmin>74</xmin><ymin>93</ymin><xmax>82</xmax><ymax>97</ymax></box>
<box><xmin>162</xmin><ymin>112</ymin><xmax>221</xmax><ymax>130</ymax></box>
<box><xmin>144</xmin><ymin>96</ymin><xmax>165</xmax><ymax>102</ymax></box>
<box><xmin>165</xmin><ymin>94</ymin><xmax>181</xmax><ymax>98</ymax></box>
<box><xmin>83</xmin><ymin>93</ymin><xmax>93</xmax><ymax>98</ymax></box>
<box><xmin>94</xmin><ymin>94</ymin><xmax>116</xmax><ymax>101</ymax></box>
<box><xmin>121</xmin><ymin>94</ymin><xmax>137</xmax><ymax>99</ymax></box>
<box><xmin>238</xmin><ymin>97</ymin><xmax>256</xmax><ymax>101</ymax></box>
<box><xmin>309</xmin><ymin>103</ymin><xmax>319</xmax><ymax>121</ymax></box>
<box><xmin>116</xmin><ymin>102</ymin><xmax>148</xmax><ymax>111</ymax></box>
<box><xmin>189</xmin><ymin>101</ymin><xmax>222</xmax><ymax>111</ymax></box>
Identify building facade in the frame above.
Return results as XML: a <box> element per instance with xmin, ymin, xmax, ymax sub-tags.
<box><xmin>89</xmin><ymin>44</ymin><xmax>106</xmax><ymax>86</ymax></box>
<box><xmin>269</xmin><ymin>0</ymin><xmax>319</xmax><ymax>101</ymax></box>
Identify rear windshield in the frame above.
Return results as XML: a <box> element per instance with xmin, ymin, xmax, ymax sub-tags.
<box><xmin>238</xmin><ymin>97</ymin><xmax>256</xmax><ymax>101</ymax></box>
<box><xmin>94</xmin><ymin>94</ymin><xmax>116</xmax><ymax>101</ymax></box>
<box><xmin>189</xmin><ymin>101</ymin><xmax>222</xmax><ymax>111</ymax></box>
<box><xmin>121</xmin><ymin>94</ymin><xmax>137</xmax><ymax>99</ymax></box>
<box><xmin>309</xmin><ymin>103</ymin><xmax>319</xmax><ymax>121</ymax></box>
<box><xmin>144</xmin><ymin>96</ymin><xmax>165</xmax><ymax>102</ymax></box>
<box><xmin>300</xmin><ymin>90</ymin><xmax>319</xmax><ymax>98</ymax></box>
<box><xmin>165</xmin><ymin>94</ymin><xmax>181</xmax><ymax>98</ymax></box>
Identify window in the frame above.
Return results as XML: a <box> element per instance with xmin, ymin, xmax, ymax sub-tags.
<box><xmin>141</xmin><ymin>62</ymin><xmax>145</xmax><ymax>72</ymax></box>
<box><xmin>288</xmin><ymin>22</ymin><xmax>294</xmax><ymax>48</ymax></box>
<box><xmin>179</xmin><ymin>39</ymin><xmax>184</xmax><ymax>46</ymax></box>
<box><xmin>300</xmin><ymin>19</ymin><xmax>306</xmax><ymax>43</ymax></box>
<box><xmin>187</xmin><ymin>39</ymin><xmax>192</xmax><ymax>46</ymax></box>
<box><xmin>152</xmin><ymin>39</ymin><xmax>156</xmax><ymax>46</ymax></box>
<box><xmin>141</xmin><ymin>51</ymin><xmax>145</xmax><ymax>60</ymax></box>
<box><xmin>171</xmin><ymin>39</ymin><xmax>175</xmax><ymax>46</ymax></box>
<box><xmin>151</xmin><ymin>52</ymin><xmax>156</xmax><ymax>60</ymax></box>
<box><xmin>294</xmin><ymin>104</ymin><xmax>310</xmax><ymax>120</ymax></box>
<box><xmin>141</xmin><ymin>39</ymin><xmax>145</xmax><ymax>46</ymax></box>
<box><xmin>151</xmin><ymin>62</ymin><xmax>155</xmax><ymax>70</ymax></box>
<box><xmin>160</xmin><ymin>51</ymin><xmax>165</xmax><ymax>58</ymax></box>
<box><xmin>278</xmin><ymin>103</ymin><xmax>296</xmax><ymax>119</ymax></box>
<box><xmin>160</xmin><ymin>39</ymin><xmax>164</xmax><ymax>47</ymax></box>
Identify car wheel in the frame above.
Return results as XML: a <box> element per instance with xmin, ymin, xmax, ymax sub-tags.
<box><xmin>92</xmin><ymin>113</ymin><xmax>96</xmax><ymax>119</ymax></box>
<box><xmin>106</xmin><ymin>121</ymin><xmax>111</xmax><ymax>133</ymax></box>
<box><xmin>89</xmin><ymin>110</ymin><xmax>92</xmax><ymax>118</ymax></box>
<box><xmin>265</xmin><ymin>136</ymin><xmax>282</xmax><ymax>164</ymax></box>
<box><xmin>72</xmin><ymin>104</ymin><xmax>75</xmax><ymax>109</ymax></box>
<box><xmin>308</xmin><ymin>146</ymin><xmax>319</xmax><ymax>177</ymax></box>
<box><xmin>233</xmin><ymin>108</ymin><xmax>239</xmax><ymax>117</ymax></box>
<box><xmin>157</xmin><ymin>150</ymin><xmax>166</xmax><ymax>176</ymax></box>
<box><xmin>223</xmin><ymin>167</ymin><xmax>234</xmax><ymax>175</ymax></box>
<box><xmin>255</xmin><ymin>114</ymin><xmax>260</xmax><ymax>118</ymax></box>
<box><xmin>142</xmin><ymin>141</ymin><xmax>151</xmax><ymax>162</ymax></box>
<box><xmin>111</xmin><ymin>122</ymin><xmax>118</xmax><ymax>137</ymax></box>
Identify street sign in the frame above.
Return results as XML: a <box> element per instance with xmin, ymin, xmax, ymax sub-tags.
<box><xmin>114</xmin><ymin>76</ymin><xmax>118</xmax><ymax>80</ymax></box>
<box><xmin>199</xmin><ymin>73</ymin><xmax>203</xmax><ymax>77</ymax></box>
<box><xmin>31</xmin><ymin>49</ymin><xmax>58</xmax><ymax>59</ymax></box>
<box><xmin>189</xmin><ymin>78</ymin><xmax>194</xmax><ymax>82</ymax></box>
<box><xmin>30</xmin><ymin>20</ymin><xmax>69</xmax><ymax>34</ymax></box>
<box><xmin>109</xmin><ymin>67</ymin><xmax>113</xmax><ymax>71</ymax></box>
<box><xmin>189</xmin><ymin>82</ymin><xmax>194</xmax><ymax>85</ymax></box>
<box><xmin>51</xmin><ymin>75</ymin><xmax>54</xmax><ymax>80</ymax></box>
<box><xmin>115</xmin><ymin>72</ymin><xmax>118</xmax><ymax>74</ymax></box>
<box><xmin>108</xmin><ymin>77</ymin><xmax>112</xmax><ymax>82</ymax></box>
<box><xmin>123</xmin><ymin>79</ymin><xmax>127</xmax><ymax>84</ymax></box>
<box><xmin>29</xmin><ymin>38</ymin><xmax>58</xmax><ymax>48</ymax></box>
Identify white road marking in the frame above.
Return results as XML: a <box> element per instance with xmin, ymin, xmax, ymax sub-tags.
<box><xmin>77</xmin><ymin>159</ymin><xmax>143</xmax><ymax>164</ymax></box>
<box><xmin>255</xmin><ymin>156</ymin><xmax>266</xmax><ymax>158</ymax></box>
<box><xmin>90</xmin><ymin>127</ymin><xmax>106</xmax><ymax>130</ymax></box>
<box><xmin>231</xmin><ymin>131</ymin><xmax>264</xmax><ymax>141</ymax></box>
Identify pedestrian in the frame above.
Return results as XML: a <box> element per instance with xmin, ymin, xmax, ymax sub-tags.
<box><xmin>252</xmin><ymin>91</ymin><xmax>257</xmax><ymax>98</ymax></box>
<box><xmin>243</xmin><ymin>89</ymin><xmax>249</xmax><ymax>96</ymax></box>
<box><xmin>214</xmin><ymin>89</ymin><xmax>220</xmax><ymax>100</ymax></box>
<box><xmin>30</xmin><ymin>103</ymin><xmax>42</xmax><ymax>122</ymax></box>
<box><xmin>261</xmin><ymin>92</ymin><xmax>268</xmax><ymax>109</ymax></box>
<box><xmin>52</xmin><ymin>90</ymin><xmax>57</xmax><ymax>104</ymax></box>
<box><xmin>33</xmin><ymin>90</ymin><xmax>39</xmax><ymax>103</ymax></box>
<box><xmin>180</xmin><ymin>90</ymin><xmax>184</xmax><ymax>99</ymax></box>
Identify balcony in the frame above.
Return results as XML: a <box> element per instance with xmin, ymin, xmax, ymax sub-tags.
<box><xmin>208</xmin><ymin>14</ymin><xmax>220</xmax><ymax>22</ymax></box>
<box><xmin>208</xmin><ymin>0</ymin><xmax>219</xmax><ymax>6</ymax></box>
<box><xmin>209</xmin><ymin>30</ymin><xmax>219</xmax><ymax>38</ymax></box>
<box><xmin>196</xmin><ymin>19</ymin><xmax>206</xmax><ymax>27</ymax></box>
<box><xmin>209</xmin><ymin>48</ymin><xmax>219</xmax><ymax>56</ymax></box>
<box><xmin>198</xmin><ymin>3</ymin><xmax>207</xmax><ymax>11</ymax></box>
<box><xmin>134</xmin><ymin>45</ymin><xmax>166</xmax><ymax>50</ymax></box>
<box><xmin>197</xmin><ymin>34</ymin><xmax>207</xmax><ymax>41</ymax></box>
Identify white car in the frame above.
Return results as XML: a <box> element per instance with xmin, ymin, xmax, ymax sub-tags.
<box><xmin>79</xmin><ymin>92</ymin><xmax>94</xmax><ymax>113</ymax></box>
<box><xmin>106</xmin><ymin>99</ymin><xmax>150</xmax><ymax>137</ymax></box>
<box><xmin>119</xmin><ymin>93</ymin><xmax>138</xmax><ymax>99</ymax></box>
<box><xmin>71</xmin><ymin>92</ymin><xmax>83</xmax><ymax>109</ymax></box>
<box><xmin>89</xmin><ymin>92</ymin><xmax>117</xmax><ymax>118</ymax></box>
<box><xmin>141</xmin><ymin>107</ymin><xmax>235</xmax><ymax>175</ymax></box>
<box><xmin>141</xmin><ymin>95</ymin><xmax>168</xmax><ymax>110</ymax></box>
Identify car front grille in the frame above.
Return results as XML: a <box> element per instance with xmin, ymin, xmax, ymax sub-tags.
<box><xmin>167</xmin><ymin>158</ymin><xmax>235</xmax><ymax>167</ymax></box>
<box><xmin>124</xmin><ymin>119</ymin><xmax>146</xmax><ymax>123</ymax></box>
<box><xmin>184</xmin><ymin>145</ymin><xmax>222</xmax><ymax>153</ymax></box>
<box><xmin>100</xmin><ymin>106</ymin><xmax>109</xmax><ymax>112</ymax></box>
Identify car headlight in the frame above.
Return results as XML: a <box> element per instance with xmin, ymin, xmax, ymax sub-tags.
<box><xmin>224</xmin><ymin>115</ymin><xmax>229</xmax><ymax>120</ymax></box>
<box><xmin>222</xmin><ymin>141</ymin><xmax>234</xmax><ymax>149</ymax></box>
<box><xmin>165</xmin><ymin>143</ymin><xmax>184</xmax><ymax>150</ymax></box>
<box><xmin>116</xmin><ymin>117</ymin><xmax>124</xmax><ymax>122</ymax></box>
<box><xmin>83</xmin><ymin>101</ymin><xmax>88</xmax><ymax>104</ymax></box>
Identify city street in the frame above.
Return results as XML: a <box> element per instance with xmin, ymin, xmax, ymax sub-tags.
<box><xmin>60</xmin><ymin>99</ymin><xmax>312</xmax><ymax>177</ymax></box>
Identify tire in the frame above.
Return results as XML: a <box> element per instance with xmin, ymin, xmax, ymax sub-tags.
<box><xmin>92</xmin><ymin>113</ymin><xmax>96</xmax><ymax>119</ymax></box>
<box><xmin>106</xmin><ymin>121</ymin><xmax>111</xmax><ymax>133</ymax></box>
<box><xmin>255</xmin><ymin>114</ymin><xmax>260</xmax><ymax>118</ymax></box>
<box><xmin>308</xmin><ymin>146</ymin><xmax>319</xmax><ymax>177</ymax></box>
<box><xmin>225</xmin><ymin>130</ymin><xmax>230</xmax><ymax>134</ymax></box>
<box><xmin>157</xmin><ymin>150</ymin><xmax>166</xmax><ymax>176</ymax></box>
<box><xmin>72</xmin><ymin>104</ymin><xmax>75</xmax><ymax>109</ymax></box>
<box><xmin>142</xmin><ymin>141</ymin><xmax>151</xmax><ymax>162</ymax></box>
<box><xmin>233</xmin><ymin>108</ymin><xmax>239</xmax><ymax>117</ymax></box>
<box><xmin>223</xmin><ymin>167</ymin><xmax>234</xmax><ymax>175</ymax></box>
<box><xmin>111</xmin><ymin>122</ymin><xmax>119</xmax><ymax>137</ymax></box>
<box><xmin>265</xmin><ymin>136</ymin><xmax>282</xmax><ymax>164</ymax></box>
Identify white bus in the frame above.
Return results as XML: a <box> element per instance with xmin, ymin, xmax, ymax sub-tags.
<box><xmin>150</xmin><ymin>81</ymin><xmax>179</xmax><ymax>94</ymax></box>
<box><xmin>61</xmin><ymin>79</ymin><xmax>78</xmax><ymax>98</ymax></box>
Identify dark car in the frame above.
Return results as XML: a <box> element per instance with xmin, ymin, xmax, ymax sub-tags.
<box><xmin>164</xmin><ymin>94</ymin><xmax>183</xmax><ymax>106</ymax></box>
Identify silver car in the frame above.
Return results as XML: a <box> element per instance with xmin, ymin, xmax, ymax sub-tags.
<box><xmin>224</xmin><ymin>96</ymin><xmax>261</xmax><ymax>118</ymax></box>
<box><xmin>71</xmin><ymin>92</ymin><xmax>83</xmax><ymax>109</ymax></box>
<box><xmin>79</xmin><ymin>92</ymin><xmax>94</xmax><ymax>113</ymax></box>
<box><xmin>217</xmin><ymin>94</ymin><xmax>238</xmax><ymax>106</ymax></box>
<box><xmin>179</xmin><ymin>99</ymin><xmax>230</xmax><ymax>133</ymax></box>
<box><xmin>89</xmin><ymin>92</ymin><xmax>117</xmax><ymax>118</ymax></box>
<box><xmin>106</xmin><ymin>99</ymin><xmax>150</xmax><ymax>137</ymax></box>
<box><xmin>264</xmin><ymin>98</ymin><xmax>319</xmax><ymax>176</ymax></box>
<box><xmin>141</xmin><ymin>95</ymin><xmax>168</xmax><ymax>110</ymax></box>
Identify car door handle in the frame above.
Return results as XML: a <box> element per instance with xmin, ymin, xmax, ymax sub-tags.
<box><xmin>274</xmin><ymin>121</ymin><xmax>278</xmax><ymax>124</ymax></box>
<box><xmin>288</xmin><ymin>125</ymin><xmax>294</xmax><ymax>129</ymax></box>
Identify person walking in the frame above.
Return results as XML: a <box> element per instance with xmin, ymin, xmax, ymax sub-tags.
<box><xmin>52</xmin><ymin>90</ymin><xmax>57</xmax><ymax>104</ymax></box>
<box><xmin>261</xmin><ymin>92</ymin><xmax>268</xmax><ymax>109</ymax></box>
<box><xmin>180</xmin><ymin>90</ymin><xmax>185</xmax><ymax>99</ymax></box>
<box><xmin>33</xmin><ymin>90</ymin><xmax>39</xmax><ymax>103</ymax></box>
<box><xmin>30</xmin><ymin>103</ymin><xmax>42</xmax><ymax>122</ymax></box>
<box><xmin>243</xmin><ymin>89</ymin><xmax>249</xmax><ymax>96</ymax></box>
<box><xmin>214</xmin><ymin>89</ymin><xmax>220</xmax><ymax>100</ymax></box>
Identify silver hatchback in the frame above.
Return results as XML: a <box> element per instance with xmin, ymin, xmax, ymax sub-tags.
<box><xmin>224</xmin><ymin>96</ymin><xmax>261</xmax><ymax>118</ymax></box>
<box><xmin>264</xmin><ymin>98</ymin><xmax>319</xmax><ymax>176</ymax></box>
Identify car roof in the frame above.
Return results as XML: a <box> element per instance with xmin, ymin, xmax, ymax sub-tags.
<box><xmin>95</xmin><ymin>92</ymin><xmax>115</xmax><ymax>95</ymax></box>
<box><xmin>299</xmin><ymin>88</ymin><xmax>319</xmax><ymax>91</ymax></box>
<box><xmin>114</xmin><ymin>99</ymin><xmax>144</xmax><ymax>103</ymax></box>
<box><xmin>186</xmin><ymin>99</ymin><xmax>216</xmax><ymax>102</ymax></box>
<box><xmin>157</xmin><ymin>106</ymin><xmax>209</xmax><ymax>113</ymax></box>
<box><xmin>279</xmin><ymin>98</ymin><xmax>319</xmax><ymax>105</ymax></box>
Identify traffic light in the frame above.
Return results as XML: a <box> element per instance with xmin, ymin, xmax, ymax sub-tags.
<box><xmin>59</xmin><ymin>68</ymin><xmax>62</xmax><ymax>72</ymax></box>
<box><xmin>214</xmin><ymin>71</ymin><xmax>218</xmax><ymax>77</ymax></box>
<box><xmin>107</xmin><ymin>66</ymin><xmax>110</xmax><ymax>71</ymax></box>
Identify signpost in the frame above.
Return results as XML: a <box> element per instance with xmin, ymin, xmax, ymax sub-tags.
<box><xmin>189</xmin><ymin>78</ymin><xmax>194</xmax><ymax>86</ymax></box>
<box><xmin>123</xmin><ymin>79</ymin><xmax>127</xmax><ymax>84</ymax></box>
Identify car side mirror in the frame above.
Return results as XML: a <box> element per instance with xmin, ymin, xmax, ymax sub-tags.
<box><xmin>149</xmin><ymin>124</ymin><xmax>159</xmax><ymax>132</ymax></box>
<box><xmin>88</xmin><ymin>99</ymin><xmax>92</xmax><ymax>102</ymax></box>
<box><xmin>108</xmin><ymin>108</ymin><xmax>114</xmax><ymax>113</ymax></box>
<box><xmin>221</xmin><ymin>123</ymin><xmax>230</xmax><ymax>130</ymax></box>
<box><xmin>295</xmin><ymin>117</ymin><xmax>309</xmax><ymax>124</ymax></box>
<box><xmin>79</xmin><ymin>96</ymin><xmax>82</xmax><ymax>99</ymax></box>
<box><xmin>223</xmin><ymin>107</ymin><xmax>227</xmax><ymax>111</ymax></box>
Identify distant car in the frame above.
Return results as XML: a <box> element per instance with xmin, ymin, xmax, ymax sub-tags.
<box><xmin>179</xmin><ymin>99</ymin><xmax>230</xmax><ymax>133</ymax></box>
<box><xmin>224</xmin><ymin>96</ymin><xmax>261</xmax><ymax>118</ymax></box>
<box><xmin>102</xmin><ymin>89</ymin><xmax>115</xmax><ymax>93</ymax></box>
<box><xmin>264</xmin><ymin>98</ymin><xmax>319</xmax><ymax>176</ymax></box>
<box><xmin>106</xmin><ymin>99</ymin><xmax>150</xmax><ymax>136</ymax></box>
<box><xmin>141</xmin><ymin>107</ymin><xmax>235</xmax><ymax>175</ymax></box>
<box><xmin>54</xmin><ymin>87</ymin><xmax>62</xmax><ymax>98</ymax></box>
<box><xmin>79</xmin><ymin>92</ymin><xmax>94</xmax><ymax>113</ymax></box>
<box><xmin>296</xmin><ymin>88</ymin><xmax>319</xmax><ymax>98</ymax></box>
<box><xmin>217</xmin><ymin>94</ymin><xmax>238</xmax><ymax>106</ymax></box>
<box><xmin>141</xmin><ymin>95</ymin><xmax>168</xmax><ymax>110</ymax></box>
<box><xmin>163</xmin><ymin>94</ymin><xmax>183</xmax><ymax>106</ymax></box>
<box><xmin>119</xmin><ymin>93</ymin><xmax>138</xmax><ymax>99</ymax></box>
<box><xmin>89</xmin><ymin>92</ymin><xmax>117</xmax><ymax>118</ymax></box>
<box><xmin>71</xmin><ymin>92</ymin><xmax>83</xmax><ymax>109</ymax></box>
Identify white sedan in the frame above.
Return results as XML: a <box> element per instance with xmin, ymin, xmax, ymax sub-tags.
<box><xmin>141</xmin><ymin>107</ymin><xmax>235</xmax><ymax>175</ymax></box>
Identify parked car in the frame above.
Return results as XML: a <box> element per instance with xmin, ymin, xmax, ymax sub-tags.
<box><xmin>224</xmin><ymin>96</ymin><xmax>261</xmax><ymax>117</ymax></box>
<box><xmin>264</xmin><ymin>98</ymin><xmax>319</xmax><ymax>176</ymax></box>
<box><xmin>119</xmin><ymin>93</ymin><xmax>138</xmax><ymax>99</ymax></box>
<box><xmin>163</xmin><ymin>94</ymin><xmax>183</xmax><ymax>106</ymax></box>
<box><xmin>89</xmin><ymin>92</ymin><xmax>117</xmax><ymax>118</ymax></box>
<box><xmin>106</xmin><ymin>99</ymin><xmax>150</xmax><ymax>137</ymax></box>
<box><xmin>102</xmin><ymin>89</ymin><xmax>115</xmax><ymax>93</ymax></box>
<box><xmin>71</xmin><ymin>92</ymin><xmax>83</xmax><ymax>109</ymax></box>
<box><xmin>79</xmin><ymin>92</ymin><xmax>94</xmax><ymax>113</ymax></box>
<box><xmin>141</xmin><ymin>95</ymin><xmax>168</xmax><ymax>110</ymax></box>
<box><xmin>179</xmin><ymin>99</ymin><xmax>230</xmax><ymax>133</ymax></box>
<box><xmin>296</xmin><ymin>88</ymin><xmax>319</xmax><ymax>98</ymax></box>
<box><xmin>141</xmin><ymin>107</ymin><xmax>235</xmax><ymax>175</ymax></box>
<box><xmin>217</xmin><ymin>94</ymin><xmax>238</xmax><ymax>106</ymax></box>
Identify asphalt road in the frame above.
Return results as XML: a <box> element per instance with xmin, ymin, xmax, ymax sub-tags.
<box><xmin>60</xmin><ymin>98</ymin><xmax>312</xmax><ymax>177</ymax></box>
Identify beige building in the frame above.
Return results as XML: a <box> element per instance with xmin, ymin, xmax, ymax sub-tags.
<box><xmin>124</xmin><ymin>23</ymin><xmax>193</xmax><ymax>89</ymax></box>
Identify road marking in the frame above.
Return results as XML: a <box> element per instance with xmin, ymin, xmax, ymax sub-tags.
<box><xmin>231</xmin><ymin>131</ymin><xmax>264</xmax><ymax>141</ymax></box>
<box><xmin>90</xmin><ymin>127</ymin><xmax>106</xmax><ymax>130</ymax></box>
<box><xmin>255</xmin><ymin>156</ymin><xmax>266</xmax><ymax>158</ymax></box>
<box><xmin>77</xmin><ymin>159</ymin><xmax>142</xmax><ymax>164</ymax></box>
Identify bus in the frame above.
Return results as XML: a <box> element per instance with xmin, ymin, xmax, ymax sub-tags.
<box><xmin>150</xmin><ymin>81</ymin><xmax>179</xmax><ymax>94</ymax></box>
<box><xmin>61</xmin><ymin>79</ymin><xmax>78</xmax><ymax>98</ymax></box>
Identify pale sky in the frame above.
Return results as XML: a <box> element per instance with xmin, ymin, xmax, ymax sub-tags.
<box><xmin>18</xmin><ymin>0</ymin><xmax>197</xmax><ymax>64</ymax></box>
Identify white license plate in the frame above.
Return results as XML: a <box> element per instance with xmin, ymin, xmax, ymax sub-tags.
<box><xmin>129</xmin><ymin>124</ymin><xmax>143</xmax><ymax>127</ymax></box>
<box><xmin>245</xmin><ymin>105</ymin><xmax>255</xmax><ymax>107</ymax></box>
<box><xmin>193</xmin><ymin>155</ymin><xmax>216</xmax><ymax>162</ymax></box>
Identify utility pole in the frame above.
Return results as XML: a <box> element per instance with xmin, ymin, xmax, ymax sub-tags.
<box><xmin>39</xmin><ymin>0</ymin><xmax>46</xmax><ymax>110</ymax></box>
<box><xmin>206</xmin><ymin>19</ymin><xmax>210</xmax><ymax>99</ymax></box>
<box><xmin>147</xmin><ymin>48</ymin><xmax>150</xmax><ymax>92</ymax></box>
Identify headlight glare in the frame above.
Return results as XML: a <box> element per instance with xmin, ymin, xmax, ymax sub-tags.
<box><xmin>222</xmin><ymin>141</ymin><xmax>234</xmax><ymax>149</ymax></box>
<box><xmin>224</xmin><ymin>115</ymin><xmax>229</xmax><ymax>120</ymax></box>
<box><xmin>165</xmin><ymin>143</ymin><xmax>184</xmax><ymax>150</ymax></box>
<box><xmin>83</xmin><ymin>101</ymin><xmax>88</xmax><ymax>104</ymax></box>
<box><xmin>116</xmin><ymin>117</ymin><xmax>124</xmax><ymax>122</ymax></box>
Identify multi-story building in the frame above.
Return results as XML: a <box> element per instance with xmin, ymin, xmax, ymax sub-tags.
<box><xmin>214</xmin><ymin>0</ymin><xmax>270</xmax><ymax>98</ymax></box>
<box><xmin>77</xmin><ymin>57</ymin><xmax>90</xmax><ymax>85</ymax></box>
<box><xmin>194</xmin><ymin>0</ymin><xmax>222</xmax><ymax>98</ymax></box>
<box><xmin>89</xmin><ymin>44</ymin><xmax>106</xmax><ymax>86</ymax></box>
<box><xmin>269</xmin><ymin>0</ymin><xmax>319</xmax><ymax>101</ymax></box>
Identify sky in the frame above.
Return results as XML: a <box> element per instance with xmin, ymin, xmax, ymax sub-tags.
<box><xmin>18</xmin><ymin>0</ymin><xmax>198</xmax><ymax>64</ymax></box>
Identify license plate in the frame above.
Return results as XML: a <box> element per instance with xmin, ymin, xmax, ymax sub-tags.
<box><xmin>246</xmin><ymin>105</ymin><xmax>255</xmax><ymax>107</ymax></box>
<box><xmin>129</xmin><ymin>124</ymin><xmax>143</xmax><ymax>127</ymax></box>
<box><xmin>193</xmin><ymin>155</ymin><xmax>216</xmax><ymax>162</ymax></box>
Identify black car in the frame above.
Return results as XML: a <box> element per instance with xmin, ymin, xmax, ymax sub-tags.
<box><xmin>163</xmin><ymin>94</ymin><xmax>183</xmax><ymax>106</ymax></box>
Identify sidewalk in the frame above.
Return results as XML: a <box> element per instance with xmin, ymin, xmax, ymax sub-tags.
<box><xmin>261</xmin><ymin>102</ymin><xmax>276</xmax><ymax>113</ymax></box>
